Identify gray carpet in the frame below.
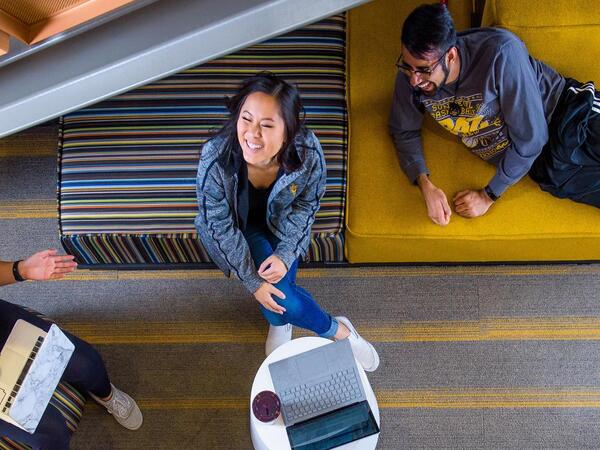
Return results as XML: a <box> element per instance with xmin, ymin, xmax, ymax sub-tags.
<box><xmin>2</xmin><ymin>123</ymin><xmax>600</xmax><ymax>449</ymax></box>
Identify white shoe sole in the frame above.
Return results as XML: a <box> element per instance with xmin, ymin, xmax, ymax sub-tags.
<box><xmin>335</xmin><ymin>316</ymin><xmax>380</xmax><ymax>372</ymax></box>
<box><xmin>265</xmin><ymin>324</ymin><xmax>292</xmax><ymax>356</ymax></box>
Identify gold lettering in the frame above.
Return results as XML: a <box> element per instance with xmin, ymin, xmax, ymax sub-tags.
<box><xmin>453</xmin><ymin>118</ymin><xmax>471</xmax><ymax>134</ymax></box>
<box><xmin>438</xmin><ymin>118</ymin><xmax>455</xmax><ymax>131</ymax></box>
<box><xmin>468</xmin><ymin>116</ymin><xmax>482</xmax><ymax>132</ymax></box>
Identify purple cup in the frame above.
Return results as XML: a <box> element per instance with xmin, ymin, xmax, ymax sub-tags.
<box><xmin>252</xmin><ymin>390</ymin><xmax>281</xmax><ymax>423</ymax></box>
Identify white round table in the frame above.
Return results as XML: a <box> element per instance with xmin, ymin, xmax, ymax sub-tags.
<box><xmin>250</xmin><ymin>337</ymin><xmax>380</xmax><ymax>450</ymax></box>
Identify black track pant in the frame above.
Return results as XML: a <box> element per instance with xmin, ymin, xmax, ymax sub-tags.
<box><xmin>530</xmin><ymin>78</ymin><xmax>600</xmax><ymax>208</ymax></box>
<box><xmin>0</xmin><ymin>299</ymin><xmax>112</xmax><ymax>450</ymax></box>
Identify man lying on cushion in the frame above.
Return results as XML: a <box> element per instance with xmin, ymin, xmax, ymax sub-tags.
<box><xmin>389</xmin><ymin>3</ymin><xmax>600</xmax><ymax>225</ymax></box>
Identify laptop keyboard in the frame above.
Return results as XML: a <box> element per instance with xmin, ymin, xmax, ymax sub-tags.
<box><xmin>3</xmin><ymin>336</ymin><xmax>44</xmax><ymax>413</ymax></box>
<box><xmin>281</xmin><ymin>368</ymin><xmax>362</xmax><ymax>422</ymax></box>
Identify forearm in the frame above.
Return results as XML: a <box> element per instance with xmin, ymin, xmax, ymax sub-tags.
<box><xmin>274</xmin><ymin>204</ymin><xmax>318</xmax><ymax>269</ymax></box>
<box><xmin>492</xmin><ymin>40</ymin><xmax>548</xmax><ymax>196</ymax></box>
<box><xmin>0</xmin><ymin>260</ymin><xmax>23</xmax><ymax>286</ymax></box>
<box><xmin>487</xmin><ymin>150</ymin><xmax>538</xmax><ymax>198</ymax></box>
<box><xmin>197</xmin><ymin>219</ymin><xmax>263</xmax><ymax>293</ymax></box>
<box><xmin>389</xmin><ymin>72</ymin><xmax>427</xmax><ymax>184</ymax></box>
<box><xmin>416</xmin><ymin>173</ymin><xmax>452</xmax><ymax>225</ymax></box>
<box><xmin>417</xmin><ymin>173</ymin><xmax>439</xmax><ymax>195</ymax></box>
<box><xmin>391</xmin><ymin>134</ymin><xmax>429</xmax><ymax>184</ymax></box>
<box><xmin>273</xmin><ymin>145</ymin><xmax>326</xmax><ymax>268</ymax></box>
<box><xmin>416</xmin><ymin>173</ymin><xmax>431</xmax><ymax>189</ymax></box>
<box><xmin>274</xmin><ymin>235</ymin><xmax>310</xmax><ymax>271</ymax></box>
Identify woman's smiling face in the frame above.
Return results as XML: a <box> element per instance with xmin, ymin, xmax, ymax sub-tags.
<box><xmin>237</xmin><ymin>92</ymin><xmax>286</xmax><ymax>167</ymax></box>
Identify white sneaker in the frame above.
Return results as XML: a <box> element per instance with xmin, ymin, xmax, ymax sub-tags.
<box><xmin>266</xmin><ymin>323</ymin><xmax>293</xmax><ymax>356</ymax></box>
<box><xmin>90</xmin><ymin>384</ymin><xmax>143</xmax><ymax>430</ymax></box>
<box><xmin>335</xmin><ymin>316</ymin><xmax>380</xmax><ymax>372</ymax></box>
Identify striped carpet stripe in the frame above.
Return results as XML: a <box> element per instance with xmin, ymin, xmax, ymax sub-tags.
<box><xmin>0</xmin><ymin>122</ymin><xmax>58</xmax><ymax>159</ymax></box>
<box><xmin>58</xmin><ymin>14</ymin><xmax>348</xmax><ymax>265</ymax></box>
<box><xmin>378</xmin><ymin>388</ymin><xmax>600</xmax><ymax>409</ymax></box>
<box><xmin>60</xmin><ymin>317</ymin><xmax>600</xmax><ymax>345</ymax></box>
<box><xmin>364</xmin><ymin>317</ymin><xmax>600</xmax><ymax>342</ymax></box>
<box><xmin>44</xmin><ymin>264</ymin><xmax>600</xmax><ymax>282</ymax></box>
<box><xmin>0</xmin><ymin>148</ymin><xmax>55</xmax><ymax>157</ymax></box>
<box><xmin>84</xmin><ymin>388</ymin><xmax>600</xmax><ymax>411</ymax></box>
<box><xmin>0</xmin><ymin>201</ymin><xmax>56</xmax><ymax>218</ymax></box>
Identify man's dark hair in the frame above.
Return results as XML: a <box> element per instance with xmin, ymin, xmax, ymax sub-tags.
<box><xmin>401</xmin><ymin>3</ymin><xmax>457</xmax><ymax>59</ymax></box>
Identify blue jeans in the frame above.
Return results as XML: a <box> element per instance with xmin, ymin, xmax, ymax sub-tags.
<box><xmin>244</xmin><ymin>225</ymin><xmax>338</xmax><ymax>338</ymax></box>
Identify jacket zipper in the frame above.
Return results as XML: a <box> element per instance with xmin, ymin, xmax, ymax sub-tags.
<box><xmin>232</xmin><ymin>173</ymin><xmax>240</xmax><ymax>228</ymax></box>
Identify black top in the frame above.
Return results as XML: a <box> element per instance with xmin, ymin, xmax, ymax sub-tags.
<box><xmin>247</xmin><ymin>180</ymin><xmax>276</xmax><ymax>229</ymax></box>
<box><xmin>235</xmin><ymin>153</ymin><xmax>282</xmax><ymax>231</ymax></box>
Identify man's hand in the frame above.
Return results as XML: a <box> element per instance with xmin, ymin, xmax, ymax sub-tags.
<box><xmin>453</xmin><ymin>189</ymin><xmax>494</xmax><ymax>218</ymax></box>
<box><xmin>19</xmin><ymin>249</ymin><xmax>77</xmax><ymax>281</ymax></box>
<box><xmin>253</xmin><ymin>282</ymin><xmax>286</xmax><ymax>315</ymax></box>
<box><xmin>258</xmin><ymin>255</ymin><xmax>287</xmax><ymax>284</ymax></box>
<box><xmin>417</xmin><ymin>174</ymin><xmax>452</xmax><ymax>226</ymax></box>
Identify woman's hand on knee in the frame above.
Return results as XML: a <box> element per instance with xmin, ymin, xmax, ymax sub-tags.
<box><xmin>253</xmin><ymin>282</ymin><xmax>286</xmax><ymax>314</ymax></box>
<box><xmin>258</xmin><ymin>255</ymin><xmax>287</xmax><ymax>284</ymax></box>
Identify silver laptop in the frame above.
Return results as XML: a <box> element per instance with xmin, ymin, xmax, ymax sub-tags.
<box><xmin>0</xmin><ymin>320</ymin><xmax>74</xmax><ymax>433</ymax></box>
<box><xmin>269</xmin><ymin>339</ymin><xmax>379</xmax><ymax>450</ymax></box>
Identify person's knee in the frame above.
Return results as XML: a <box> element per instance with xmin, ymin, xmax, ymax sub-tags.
<box><xmin>46</xmin><ymin>429</ymin><xmax>71</xmax><ymax>450</ymax></box>
<box><xmin>62</xmin><ymin>336</ymin><xmax>108</xmax><ymax>390</ymax></box>
<box><xmin>69</xmin><ymin>329</ymin><xmax>102</xmax><ymax>360</ymax></box>
<box><xmin>68</xmin><ymin>343</ymin><xmax>104</xmax><ymax>374</ymax></box>
<box><xmin>36</xmin><ymin>419</ymin><xmax>72</xmax><ymax>450</ymax></box>
<box><xmin>245</xmin><ymin>230</ymin><xmax>275</xmax><ymax>266</ymax></box>
<box><xmin>275</xmin><ymin>284</ymin><xmax>306</xmax><ymax>320</ymax></box>
<box><xmin>261</xmin><ymin>305</ymin><xmax>286</xmax><ymax>326</ymax></box>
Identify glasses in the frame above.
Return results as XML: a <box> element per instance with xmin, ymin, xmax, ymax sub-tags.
<box><xmin>395</xmin><ymin>51</ymin><xmax>447</xmax><ymax>79</ymax></box>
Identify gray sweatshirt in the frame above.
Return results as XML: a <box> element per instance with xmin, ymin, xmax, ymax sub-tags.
<box><xmin>195</xmin><ymin>129</ymin><xmax>326</xmax><ymax>293</ymax></box>
<box><xmin>389</xmin><ymin>27</ymin><xmax>565</xmax><ymax>197</ymax></box>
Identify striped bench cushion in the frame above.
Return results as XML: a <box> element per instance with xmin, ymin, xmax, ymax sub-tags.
<box><xmin>58</xmin><ymin>14</ymin><xmax>348</xmax><ymax>266</ymax></box>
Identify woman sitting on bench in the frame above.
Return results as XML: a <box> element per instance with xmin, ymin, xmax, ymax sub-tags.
<box><xmin>195</xmin><ymin>72</ymin><xmax>380</xmax><ymax>371</ymax></box>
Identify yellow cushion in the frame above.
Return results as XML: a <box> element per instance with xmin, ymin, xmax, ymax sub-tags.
<box><xmin>346</xmin><ymin>0</ymin><xmax>600</xmax><ymax>263</ymax></box>
<box><xmin>482</xmin><ymin>0</ymin><xmax>600</xmax><ymax>82</ymax></box>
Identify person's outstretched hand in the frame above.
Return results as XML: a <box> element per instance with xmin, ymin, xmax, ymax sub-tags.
<box><xmin>253</xmin><ymin>282</ymin><xmax>286</xmax><ymax>315</ymax></box>
<box><xmin>19</xmin><ymin>249</ymin><xmax>77</xmax><ymax>281</ymax></box>
<box><xmin>418</xmin><ymin>174</ymin><xmax>452</xmax><ymax>226</ymax></box>
<box><xmin>258</xmin><ymin>255</ymin><xmax>287</xmax><ymax>284</ymax></box>
<box><xmin>453</xmin><ymin>189</ymin><xmax>494</xmax><ymax>218</ymax></box>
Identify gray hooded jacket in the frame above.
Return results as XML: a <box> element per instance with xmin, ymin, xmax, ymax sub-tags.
<box><xmin>195</xmin><ymin>129</ymin><xmax>326</xmax><ymax>293</ymax></box>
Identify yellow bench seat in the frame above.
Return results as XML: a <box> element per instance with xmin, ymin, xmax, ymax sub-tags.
<box><xmin>345</xmin><ymin>0</ymin><xmax>600</xmax><ymax>263</ymax></box>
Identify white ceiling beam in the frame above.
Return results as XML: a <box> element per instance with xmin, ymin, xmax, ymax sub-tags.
<box><xmin>0</xmin><ymin>0</ymin><xmax>371</xmax><ymax>138</ymax></box>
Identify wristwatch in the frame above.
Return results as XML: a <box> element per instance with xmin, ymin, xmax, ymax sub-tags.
<box><xmin>12</xmin><ymin>260</ymin><xmax>25</xmax><ymax>282</ymax></box>
<box><xmin>484</xmin><ymin>185</ymin><xmax>499</xmax><ymax>202</ymax></box>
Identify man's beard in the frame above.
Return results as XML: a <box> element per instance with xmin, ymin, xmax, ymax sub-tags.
<box><xmin>417</xmin><ymin>61</ymin><xmax>450</xmax><ymax>97</ymax></box>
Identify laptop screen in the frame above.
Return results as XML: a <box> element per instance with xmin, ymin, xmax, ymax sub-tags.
<box><xmin>286</xmin><ymin>400</ymin><xmax>379</xmax><ymax>450</ymax></box>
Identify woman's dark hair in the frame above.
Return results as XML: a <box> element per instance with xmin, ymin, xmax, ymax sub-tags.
<box><xmin>214</xmin><ymin>72</ymin><xmax>306</xmax><ymax>173</ymax></box>
<box><xmin>401</xmin><ymin>3</ymin><xmax>457</xmax><ymax>59</ymax></box>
